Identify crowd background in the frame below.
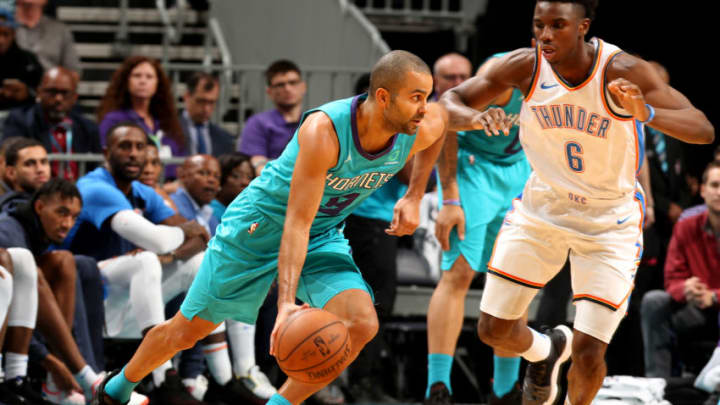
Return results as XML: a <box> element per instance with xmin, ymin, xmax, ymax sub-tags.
<box><xmin>0</xmin><ymin>1</ymin><xmax>719</xmax><ymax>405</ymax></box>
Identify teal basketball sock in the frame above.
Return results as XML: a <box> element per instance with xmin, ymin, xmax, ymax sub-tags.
<box><xmin>492</xmin><ymin>355</ymin><xmax>521</xmax><ymax>397</ymax></box>
<box><xmin>104</xmin><ymin>367</ymin><xmax>141</xmax><ymax>404</ymax></box>
<box><xmin>267</xmin><ymin>393</ymin><xmax>292</xmax><ymax>405</ymax></box>
<box><xmin>426</xmin><ymin>353</ymin><xmax>453</xmax><ymax>398</ymax></box>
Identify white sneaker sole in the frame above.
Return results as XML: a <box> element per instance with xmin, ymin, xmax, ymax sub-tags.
<box><xmin>545</xmin><ymin>325</ymin><xmax>573</xmax><ymax>405</ymax></box>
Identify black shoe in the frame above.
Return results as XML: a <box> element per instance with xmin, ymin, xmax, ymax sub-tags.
<box><xmin>348</xmin><ymin>376</ymin><xmax>398</xmax><ymax>403</ymax></box>
<box><xmin>489</xmin><ymin>383</ymin><xmax>522</xmax><ymax>405</ymax></box>
<box><xmin>204</xmin><ymin>377</ymin><xmax>265</xmax><ymax>405</ymax></box>
<box><xmin>91</xmin><ymin>370</ymin><xmax>127</xmax><ymax>405</ymax></box>
<box><xmin>423</xmin><ymin>382</ymin><xmax>452</xmax><ymax>405</ymax></box>
<box><xmin>0</xmin><ymin>377</ymin><xmax>52</xmax><ymax>405</ymax></box>
<box><xmin>153</xmin><ymin>370</ymin><xmax>208</xmax><ymax>405</ymax></box>
<box><xmin>522</xmin><ymin>325</ymin><xmax>572</xmax><ymax>405</ymax></box>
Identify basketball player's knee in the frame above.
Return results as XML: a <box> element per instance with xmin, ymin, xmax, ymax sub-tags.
<box><xmin>571</xmin><ymin>339</ymin><xmax>606</xmax><ymax>373</ymax></box>
<box><xmin>476</xmin><ymin>313</ymin><xmax>514</xmax><ymax>345</ymax></box>
<box><xmin>443</xmin><ymin>261</ymin><xmax>475</xmax><ymax>291</ymax></box>
<box><xmin>640</xmin><ymin>289</ymin><xmax>671</xmax><ymax>318</ymax></box>
<box><xmin>347</xmin><ymin>309</ymin><xmax>379</xmax><ymax>346</ymax></box>
<box><xmin>43</xmin><ymin>251</ymin><xmax>77</xmax><ymax>281</ymax></box>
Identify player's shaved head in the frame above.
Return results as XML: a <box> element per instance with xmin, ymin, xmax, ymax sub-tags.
<box><xmin>369</xmin><ymin>50</ymin><xmax>431</xmax><ymax>99</ymax></box>
<box><xmin>180</xmin><ymin>154</ymin><xmax>220</xmax><ymax>205</ymax></box>
<box><xmin>181</xmin><ymin>154</ymin><xmax>215</xmax><ymax>171</ymax></box>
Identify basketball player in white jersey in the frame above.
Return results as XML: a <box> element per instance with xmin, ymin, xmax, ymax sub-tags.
<box><xmin>440</xmin><ymin>1</ymin><xmax>714</xmax><ymax>404</ymax></box>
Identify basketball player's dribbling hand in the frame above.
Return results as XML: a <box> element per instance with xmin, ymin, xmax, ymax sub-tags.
<box><xmin>386</xmin><ymin>196</ymin><xmax>421</xmax><ymax>236</ymax></box>
<box><xmin>607</xmin><ymin>78</ymin><xmax>652</xmax><ymax>122</ymax></box>
<box><xmin>470</xmin><ymin>107</ymin><xmax>512</xmax><ymax>136</ymax></box>
<box><xmin>270</xmin><ymin>301</ymin><xmax>310</xmax><ymax>356</ymax></box>
<box><xmin>435</xmin><ymin>204</ymin><xmax>465</xmax><ymax>251</ymax></box>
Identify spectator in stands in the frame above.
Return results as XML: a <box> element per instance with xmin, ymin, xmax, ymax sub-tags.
<box><xmin>139</xmin><ymin>142</ymin><xmax>178</xmax><ymax>212</ymax></box>
<box><xmin>237</xmin><ymin>59</ymin><xmax>305</xmax><ymax>175</ymax></box>
<box><xmin>211</xmin><ymin>152</ymin><xmax>253</xmax><ymax>221</ymax></box>
<box><xmin>432</xmin><ymin>52</ymin><xmax>471</xmax><ymax>100</ymax></box>
<box><xmin>2</xmin><ymin>67</ymin><xmax>101</xmax><ymax>180</ymax></box>
<box><xmin>65</xmin><ymin>122</ymin><xmax>250</xmax><ymax>404</ymax></box>
<box><xmin>170</xmin><ymin>154</ymin><xmax>220</xmax><ymax>236</ymax></box>
<box><xmin>641</xmin><ymin>160</ymin><xmax>720</xmax><ymax>378</ymax></box>
<box><xmin>13</xmin><ymin>0</ymin><xmax>82</xmax><ymax>76</ymax></box>
<box><xmin>2</xmin><ymin>137</ymin><xmax>49</xmax><ymax>195</ymax></box>
<box><xmin>0</xmin><ymin>179</ymin><xmax>125</xmax><ymax>405</ymax></box>
<box><xmin>0</xmin><ymin>138</ymin><xmax>12</xmax><ymax>195</ymax></box>
<box><xmin>179</xmin><ymin>72</ymin><xmax>234</xmax><ymax>156</ymax></box>
<box><xmin>0</xmin><ymin>5</ymin><xmax>43</xmax><ymax>111</ymax></box>
<box><xmin>97</xmin><ymin>56</ymin><xmax>185</xmax><ymax>176</ymax></box>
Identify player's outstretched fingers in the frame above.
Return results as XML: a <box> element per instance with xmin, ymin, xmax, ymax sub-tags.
<box><xmin>487</xmin><ymin>108</ymin><xmax>510</xmax><ymax>135</ymax></box>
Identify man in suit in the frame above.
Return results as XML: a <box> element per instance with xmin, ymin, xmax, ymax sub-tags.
<box><xmin>170</xmin><ymin>154</ymin><xmax>221</xmax><ymax>236</ymax></box>
<box><xmin>179</xmin><ymin>72</ymin><xmax>234</xmax><ymax>157</ymax></box>
<box><xmin>2</xmin><ymin>66</ymin><xmax>101</xmax><ymax>180</ymax></box>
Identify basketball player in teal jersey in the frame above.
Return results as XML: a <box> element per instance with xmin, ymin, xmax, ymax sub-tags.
<box><xmin>93</xmin><ymin>51</ymin><xmax>504</xmax><ymax>405</ymax></box>
<box><xmin>425</xmin><ymin>53</ymin><xmax>531</xmax><ymax>405</ymax></box>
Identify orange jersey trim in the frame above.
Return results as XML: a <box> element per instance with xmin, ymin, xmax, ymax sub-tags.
<box><xmin>203</xmin><ymin>343</ymin><xmax>228</xmax><ymax>354</ymax></box>
<box><xmin>488</xmin><ymin>266</ymin><xmax>544</xmax><ymax>289</ymax></box>
<box><xmin>600</xmin><ymin>50</ymin><xmax>634</xmax><ymax>121</ymax></box>
<box><xmin>525</xmin><ymin>46</ymin><xmax>542</xmax><ymax>101</ymax></box>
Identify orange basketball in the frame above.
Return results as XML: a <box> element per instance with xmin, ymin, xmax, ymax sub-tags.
<box><xmin>274</xmin><ymin>308</ymin><xmax>351</xmax><ymax>384</ymax></box>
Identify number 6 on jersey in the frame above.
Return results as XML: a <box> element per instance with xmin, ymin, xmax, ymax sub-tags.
<box><xmin>565</xmin><ymin>141</ymin><xmax>584</xmax><ymax>173</ymax></box>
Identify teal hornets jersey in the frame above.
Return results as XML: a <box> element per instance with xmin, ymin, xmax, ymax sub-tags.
<box><xmin>239</xmin><ymin>94</ymin><xmax>416</xmax><ymax>235</ymax></box>
<box><xmin>457</xmin><ymin>52</ymin><xmax>525</xmax><ymax>164</ymax></box>
<box><xmin>351</xmin><ymin>176</ymin><xmax>408</xmax><ymax>223</ymax></box>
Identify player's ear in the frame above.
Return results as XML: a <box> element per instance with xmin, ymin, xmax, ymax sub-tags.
<box><xmin>375</xmin><ymin>87</ymin><xmax>390</xmax><ymax>107</ymax></box>
<box><xmin>578</xmin><ymin>18</ymin><xmax>590</xmax><ymax>37</ymax></box>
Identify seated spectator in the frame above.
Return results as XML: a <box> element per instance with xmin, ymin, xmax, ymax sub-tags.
<box><xmin>0</xmin><ymin>137</ymin><xmax>12</xmax><ymax>195</ymax></box>
<box><xmin>14</xmin><ymin>0</ymin><xmax>82</xmax><ymax>76</ymax></box>
<box><xmin>179</xmin><ymin>72</ymin><xmax>234</xmax><ymax>156</ymax></box>
<box><xmin>97</xmin><ymin>56</ymin><xmax>185</xmax><ymax>176</ymax></box>
<box><xmin>170</xmin><ymin>154</ymin><xmax>220</xmax><ymax>236</ymax></box>
<box><xmin>2</xmin><ymin>67</ymin><xmax>101</xmax><ymax>180</ymax></box>
<box><xmin>237</xmin><ymin>59</ymin><xmax>305</xmax><ymax>175</ymax></box>
<box><xmin>0</xmin><ymin>180</ymin><xmax>122</xmax><ymax>404</ymax></box>
<box><xmin>64</xmin><ymin>122</ymin><xmax>249</xmax><ymax>404</ymax></box>
<box><xmin>139</xmin><ymin>142</ymin><xmax>178</xmax><ymax>212</ymax></box>
<box><xmin>211</xmin><ymin>152</ymin><xmax>253</xmax><ymax>221</ymax></box>
<box><xmin>641</xmin><ymin>160</ymin><xmax>720</xmax><ymax>378</ymax></box>
<box><xmin>0</xmin><ymin>6</ymin><xmax>43</xmax><ymax>111</ymax></box>
<box><xmin>1</xmin><ymin>137</ymin><xmax>49</xmax><ymax>195</ymax></box>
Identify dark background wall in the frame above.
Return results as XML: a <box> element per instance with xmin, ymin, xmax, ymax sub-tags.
<box><xmin>382</xmin><ymin>0</ymin><xmax>717</xmax><ymax>176</ymax></box>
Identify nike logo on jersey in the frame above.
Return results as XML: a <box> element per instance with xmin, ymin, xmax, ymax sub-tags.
<box><xmin>540</xmin><ymin>82</ymin><xmax>559</xmax><ymax>89</ymax></box>
<box><xmin>617</xmin><ymin>216</ymin><xmax>631</xmax><ymax>225</ymax></box>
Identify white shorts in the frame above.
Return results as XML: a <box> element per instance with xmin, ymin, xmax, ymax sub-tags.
<box><xmin>480</xmin><ymin>177</ymin><xmax>645</xmax><ymax>343</ymax></box>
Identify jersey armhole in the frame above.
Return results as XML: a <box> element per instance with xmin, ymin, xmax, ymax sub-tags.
<box><xmin>302</xmin><ymin>109</ymin><xmax>344</xmax><ymax>173</ymax></box>
<box><xmin>601</xmin><ymin>51</ymin><xmax>634</xmax><ymax>120</ymax></box>
<box><xmin>524</xmin><ymin>45</ymin><xmax>541</xmax><ymax>101</ymax></box>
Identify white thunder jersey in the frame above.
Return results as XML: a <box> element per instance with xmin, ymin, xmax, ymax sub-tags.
<box><xmin>519</xmin><ymin>38</ymin><xmax>643</xmax><ymax>207</ymax></box>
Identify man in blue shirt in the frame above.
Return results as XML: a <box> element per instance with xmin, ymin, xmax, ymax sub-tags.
<box><xmin>171</xmin><ymin>154</ymin><xmax>221</xmax><ymax>236</ymax></box>
<box><xmin>66</xmin><ymin>122</ymin><xmax>249</xmax><ymax>404</ymax></box>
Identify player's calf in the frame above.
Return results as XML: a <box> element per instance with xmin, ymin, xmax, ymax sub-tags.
<box><xmin>566</xmin><ymin>332</ymin><xmax>607</xmax><ymax>405</ymax></box>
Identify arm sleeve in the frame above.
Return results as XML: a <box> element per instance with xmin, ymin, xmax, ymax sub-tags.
<box><xmin>110</xmin><ymin>210</ymin><xmax>184</xmax><ymax>254</ymax></box>
<box><xmin>237</xmin><ymin>115</ymin><xmax>268</xmax><ymax>156</ymax></box>
<box><xmin>664</xmin><ymin>223</ymin><xmax>690</xmax><ymax>302</ymax></box>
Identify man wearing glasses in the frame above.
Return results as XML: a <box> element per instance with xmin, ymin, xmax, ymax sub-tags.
<box><xmin>179</xmin><ymin>72</ymin><xmax>235</xmax><ymax>157</ymax></box>
<box><xmin>432</xmin><ymin>53</ymin><xmax>472</xmax><ymax>101</ymax></box>
<box><xmin>237</xmin><ymin>59</ymin><xmax>307</xmax><ymax>176</ymax></box>
<box><xmin>2</xmin><ymin>66</ymin><xmax>101</xmax><ymax>180</ymax></box>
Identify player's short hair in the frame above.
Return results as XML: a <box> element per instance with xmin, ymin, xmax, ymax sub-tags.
<box><xmin>702</xmin><ymin>160</ymin><xmax>720</xmax><ymax>185</ymax></box>
<box><xmin>218</xmin><ymin>152</ymin><xmax>253</xmax><ymax>186</ymax></box>
<box><xmin>186</xmin><ymin>72</ymin><xmax>219</xmax><ymax>94</ymax></box>
<box><xmin>32</xmin><ymin>178</ymin><xmax>82</xmax><ymax>206</ymax></box>
<box><xmin>105</xmin><ymin>121</ymin><xmax>150</xmax><ymax>147</ymax></box>
<box><xmin>265</xmin><ymin>60</ymin><xmax>302</xmax><ymax>85</ymax></box>
<box><xmin>538</xmin><ymin>0</ymin><xmax>598</xmax><ymax>21</ymax></box>
<box><xmin>4</xmin><ymin>138</ymin><xmax>44</xmax><ymax>167</ymax></box>
<box><xmin>369</xmin><ymin>50</ymin><xmax>431</xmax><ymax>99</ymax></box>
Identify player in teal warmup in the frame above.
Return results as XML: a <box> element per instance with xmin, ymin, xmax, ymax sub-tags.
<box><xmin>92</xmin><ymin>50</ymin><xmax>512</xmax><ymax>405</ymax></box>
<box><xmin>425</xmin><ymin>53</ymin><xmax>531</xmax><ymax>405</ymax></box>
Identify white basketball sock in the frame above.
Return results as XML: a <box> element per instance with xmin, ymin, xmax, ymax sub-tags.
<box><xmin>520</xmin><ymin>327</ymin><xmax>552</xmax><ymax>362</ymax></box>
<box><xmin>203</xmin><ymin>342</ymin><xmax>232</xmax><ymax>385</ymax></box>
<box><xmin>73</xmin><ymin>364</ymin><xmax>99</xmax><ymax>393</ymax></box>
<box><xmin>5</xmin><ymin>352</ymin><xmax>29</xmax><ymax>380</ymax></box>
<box><xmin>226</xmin><ymin>320</ymin><xmax>256</xmax><ymax>377</ymax></box>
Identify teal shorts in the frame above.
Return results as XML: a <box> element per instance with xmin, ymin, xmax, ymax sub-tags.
<box><xmin>438</xmin><ymin>150</ymin><xmax>531</xmax><ymax>272</ymax></box>
<box><xmin>180</xmin><ymin>203</ymin><xmax>371</xmax><ymax>324</ymax></box>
